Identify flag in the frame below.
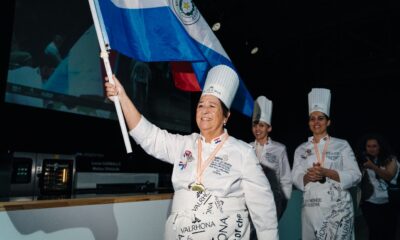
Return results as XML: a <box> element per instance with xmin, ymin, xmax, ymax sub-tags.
<box><xmin>93</xmin><ymin>0</ymin><xmax>254</xmax><ymax>116</ymax></box>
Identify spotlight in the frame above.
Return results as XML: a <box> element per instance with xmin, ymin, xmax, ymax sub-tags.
<box><xmin>245</xmin><ymin>41</ymin><xmax>259</xmax><ymax>55</ymax></box>
<box><xmin>250</xmin><ymin>47</ymin><xmax>259</xmax><ymax>55</ymax></box>
<box><xmin>212</xmin><ymin>22</ymin><xmax>221</xmax><ymax>31</ymax></box>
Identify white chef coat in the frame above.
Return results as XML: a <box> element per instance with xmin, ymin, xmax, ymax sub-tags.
<box><xmin>292</xmin><ymin>136</ymin><xmax>361</xmax><ymax>240</ymax></box>
<box><xmin>130</xmin><ymin>117</ymin><xmax>278</xmax><ymax>240</ymax></box>
<box><xmin>250</xmin><ymin>138</ymin><xmax>292</xmax><ymax>200</ymax></box>
<box><xmin>250</xmin><ymin>138</ymin><xmax>292</xmax><ymax>220</ymax></box>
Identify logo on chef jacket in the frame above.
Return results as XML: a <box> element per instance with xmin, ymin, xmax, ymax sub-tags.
<box><xmin>210</xmin><ymin>156</ymin><xmax>232</xmax><ymax>175</ymax></box>
<box><xmin>179</xmin><ymin>150</ymin><xmax>194</xmax><ymax>170</ymax></box>
<box><xmin>184</xmin><ymin>150</ymin><xmax>194</xmax><ymax>162</ymax></box>
<box><xmin>266</xmin><ymin>153</ymin><xmax>278</xmax><ymax>163</ymax></box>
<box><xmin>326</xmin><ymin>151</ymin><xmax>340</xmax><ymax>161</ymax></box>
<box><xmin>301</xmin><ymin>148</ymin><xmax>313</xmax><ymax>159</ymax></box>
<box><xmin>214</xmin><ymin>137</ymin><xmax>222</xmax><ymax>144</ymax></box>
<box><xmin>178</xmin><ymin>161</ymin><xmax>187</xmax><ymax>170</ymax></box>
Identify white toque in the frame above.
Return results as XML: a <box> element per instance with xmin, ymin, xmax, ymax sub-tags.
<box><xmin>252</xmin><ymin>96</ymin><xmax>273</xmax><ymax>126</ymax></box>
<box><xmin>201</xmin><ymin>65</ymin><xmax>239</xmax><ymax>109</ymax></box>
<box><xmin>308</xmin><ymin>88</ymin><xmax>331</xmax><ymax>116</ymax></box>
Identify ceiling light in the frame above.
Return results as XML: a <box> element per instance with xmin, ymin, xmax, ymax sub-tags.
<box><xmin>250</xmin><ymin>47</ymin><xmax>259</xmax><ymax>55</ymax></box>
<box><xmin>245</xmin><ymin>41</ymin><xmax>259</xmax><ymax>55</ymax></box>
<box><xmin>212</xmin><ymin>22</ymin><xmax>221</xmax><ymax>31</ymax></box>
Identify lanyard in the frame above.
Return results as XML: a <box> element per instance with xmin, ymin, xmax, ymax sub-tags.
<box><xmin>313</xmin><ymin>136</ymin><xmax>330</xmax><ymax>166</ymax></box>
<box><xmin>255</xmin><ymin>143</ymin><xmax>263</xmax><ymax>161</ymax></box>
<box><xmin>255</xmin><ymin>140</ymin><xmax>268</xmax><ymax>162</ymax></box>
<box><xmin>196</xmin><ymin>133</ymin><xmax>229</xmax><ymax>185</ymax></box>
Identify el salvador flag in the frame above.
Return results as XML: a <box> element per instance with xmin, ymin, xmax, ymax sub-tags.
<box><xmin>93</xmin><ymin>0</ymin><xmax>253</xmax><ymax>116</ymax></box>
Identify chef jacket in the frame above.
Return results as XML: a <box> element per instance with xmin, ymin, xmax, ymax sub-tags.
<box><xmin>130</xmin><ymin>117</ymin><xmax>278</xmax><ymax>240</ymax></box>
<box><xmin>292</xmin><ymin>136</ymin><xmax>361</xmax><ymax>240</ymax></box>
<box><xmin>250</xmin><ymin>138</ymin><xmax>292</xmax><ymax>200</ymax></box>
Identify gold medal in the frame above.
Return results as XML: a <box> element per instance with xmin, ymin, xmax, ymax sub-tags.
<box><xmin>192</xmin><ymin>134</ymin><xmax>228</xmax><ymax>193</ymax></box>
<box><xmin>190</xmin><ymin>182</ymin><xmax>206</xmax><ymax>192</ymax></box>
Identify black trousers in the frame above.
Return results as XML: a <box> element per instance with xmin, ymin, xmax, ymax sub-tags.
<box><xmin>361</xmin><ymin>201</ymin><xmax>393</xmax><ymax>240</ymax></box>
<box><xmin>388</xmin><ymin>190</ymin><xmax>400</xmax><ymax>240</ymax></box>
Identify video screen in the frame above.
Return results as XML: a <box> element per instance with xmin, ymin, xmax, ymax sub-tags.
<box><xmin>5</xmin><ymin>0</ymin><xmax>192</xmax><ymax>133</ymax></box>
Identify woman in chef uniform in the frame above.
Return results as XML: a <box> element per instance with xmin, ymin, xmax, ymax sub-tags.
<box><xmin>250</xmin><ymin>96</ymin><xmax>292</xmax><ymax>219</ymax></box>
<box><xmin>105</xmin><ymin>65</ymin><xmax>278</xmax><ymax>240</ymax></box>
<box><xmin>291</xmin><ymin>88</ymin><xmax>361</xmax><ymax>240</ymax></box>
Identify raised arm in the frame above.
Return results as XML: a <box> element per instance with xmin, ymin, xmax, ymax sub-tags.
<box><xmin>105</xmin><ymin>75</ymin><xmax>142</xmax><ymax>131</ymax></box>
<box><xmin>364</xmin><ymin>156</ymin><xmax>398</xmax><ymax>182</ymax></box>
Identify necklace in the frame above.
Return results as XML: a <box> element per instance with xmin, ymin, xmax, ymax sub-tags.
<box><xmin>189</xmin><ymin>133</ymin><xmax>229</xmax><ymax>192</ymax></box>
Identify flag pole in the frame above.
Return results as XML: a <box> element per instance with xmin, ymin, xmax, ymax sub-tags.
<box><xmin>88</xmin><ymin>0</ymin><xmax>132</xmax><ymax>153</ymax></box>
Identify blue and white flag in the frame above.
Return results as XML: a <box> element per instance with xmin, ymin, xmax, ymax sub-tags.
<box><xmin>93</xmin><ymin>0</ymin><xmax>253</xmax><ymax>116</ymax></box>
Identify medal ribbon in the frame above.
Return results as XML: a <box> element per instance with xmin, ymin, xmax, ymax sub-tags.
<box><xmin>196</xmin><ymin>133</ymin><xmax>229</xmax><ymax>185</ymax></box>
<box><xmin>313</xmin><ymin>136</ymin><xmax>330</xmax><ymax>166</ymax></box>
<box><xmin>255</xmin><ymin>143</ymin><xmax>262</xmax><ymax>161</ymax></box>
<box><xmin>255</xmin><ymin>139</ymin><xmax>268</xmax><ymax>163</ymax></box>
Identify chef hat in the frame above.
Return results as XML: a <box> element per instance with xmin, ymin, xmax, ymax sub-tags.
<box><xmin>201</xmin><ymin>65</ymin><xmax>239</xmax><ymax>109</ymax></box>
<box><xmin>308</xmin><ymin>88</ymin><xmax>331</xmax><ymax>116</ymax></box>
<box><xmin>252</xmin><ymin>96</ymin><xmax>273</xmax><ymax>126</ymax></box>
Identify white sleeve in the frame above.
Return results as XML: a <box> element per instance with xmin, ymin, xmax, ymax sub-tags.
<box><xmin>292</xmin><ymin>145</ymin><xmax>307</xmax><ymax>191</ymax></box>
<box><xmin>129</xmin><ymin>116</ymin><xmax>183</xmax><ymax>164</ymax></box>
<box><xmin>279</xmin><ymin>147</ymin><xmax>292</xmax><ymax>200</ymax></box>
<box><xmin>242</xmin><ymin>148</ymin><xmax>279</xmax><ymax>240</ymax></box>
<box><xmin>338</xmin><ymin>141</ymin><xmax>362</xmax><ymax>190</ymax></box>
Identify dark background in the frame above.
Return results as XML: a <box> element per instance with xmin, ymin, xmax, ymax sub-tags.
<box><xmin>195</xmin><ymin>0</ymin><xmax>400</xmax><ymax>159</ymax></box>
<box><xmin>1</xmin><ymin>0</ymin><xmax>400</xmax><ymax>171</ymax></box>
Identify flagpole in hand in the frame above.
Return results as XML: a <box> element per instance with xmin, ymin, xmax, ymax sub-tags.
<box><xmin>88</xmin><ymin>0</ymin><xmax>132</xmax><ymax>153</ymax></box>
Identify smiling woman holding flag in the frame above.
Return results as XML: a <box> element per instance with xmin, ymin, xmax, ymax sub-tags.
<box><xmin>89</xmin><ymin>0</ymin><xmax>254</xmax><ymax>117</ymax></box>
<box><xmin>88</xmin><ymin>0</ymin><xmax>255</xmax><ymax>153</ymax></box>
<box><xmin>105</xmin><ymin>65</ymin><xmax>278</xmax><ymax>240</ymax></box>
